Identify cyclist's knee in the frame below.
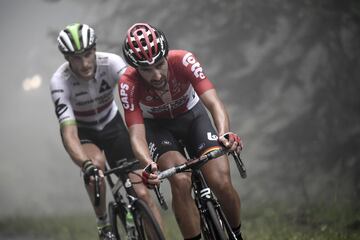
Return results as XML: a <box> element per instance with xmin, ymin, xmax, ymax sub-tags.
<box><xmin>82</xmin><ymin>144</ymin><xmax>106</xmax><ymax>169</ymax></box>
<box><xmin>170</xmin><ymin>173</ymin><xmax>192</xmax><ymax>194</ymax></box>
<box><xmin>211</xmin><ymin>176</ymin><xmax>234</xmax><ymax>196</ymax></box>
<box><xmin>135</xmin><ymin>185</ymin><xmax>152</xmax><ymax>202</ymax></box>
<box><xmin>92</xmin><ymin>154</ymin><xmax>106</xmax><ymax>170</ymax></box>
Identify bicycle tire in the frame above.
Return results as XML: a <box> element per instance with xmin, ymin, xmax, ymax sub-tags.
<box><xmin>200</xmin><ymin>208</ymin><xmax>217</xmax><ymax>240</ymax></box>
<box><xmin>216</xmin><ymin>204</ymin><xmax>239</xmax><ymax>240</ymax></box>
<box><xmin>132</xmin><ymin>199</ymin><xmax>165</xmax><ymax>240</ymax></box>
<box><xmin>109</xmin><ymin>201</ymin><xmax>127</xmax><ymax>240</ymax></box>
<box><xmin>203</xmin><ymin>200</ymin><xmax>227</xmax><ymax>240</ymax></box>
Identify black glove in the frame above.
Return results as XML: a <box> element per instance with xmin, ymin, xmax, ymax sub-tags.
<box><xmin>82</xmin><ymin>160</ymin><xmax>98</xmax><ymax>185</ymax></box>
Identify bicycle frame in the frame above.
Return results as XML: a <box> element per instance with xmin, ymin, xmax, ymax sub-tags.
<box><xmin>106</xmin><ymin>165</ymin><xmax>138</xmax><ymax>203</ymax></box>
<box><xmin>157</xmin><ymin>147</ymin><xmax>245</xmax><ymax>240</ymax></box>
<box><xmin>191</xmin><ymin>167</ymin><xmax>237</xmax><ymax>240</ymax></box>
<box><xmin>103</xmin><ymin>159</ymin><xmax>165</xmax><ymax>240</ymax></box>
<box><xmin>105</xmin><ymin>161</ymin><xmax>139</xmax><ymax>229</ymax></box>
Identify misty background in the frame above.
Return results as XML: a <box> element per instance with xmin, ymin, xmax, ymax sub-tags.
<box><xmin>1</xmin><ymin>0</ymin><xmax>359</xmax><ymax>219</ymax></box>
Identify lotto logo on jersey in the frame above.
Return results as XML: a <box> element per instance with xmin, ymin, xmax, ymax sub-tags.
<box><xmin>119</xmin><ymin>83</ymin><xmax>134</xmax><ymax>111</ymax></box>
<box><xmin>207</xmin><ymin>132</ymin><xmax>218</xmax><ymax>141</ymax></box>
<box><xmin>182</xmin><ymin>52</ymin><xmax>206</xmax><ymax>79</ymax></box>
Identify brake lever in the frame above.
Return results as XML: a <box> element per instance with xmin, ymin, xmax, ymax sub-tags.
<box><xmin>94</xmin><ymin>168</ymin><xmax>101</xmax><ymax>206</ymax></box>
<box><xmin>230</xmin><ymin>151</ymin><xmax>247</xmax><ymax>179</ymax></box>
<box><xmin>144</xmin><ymin>163</ymin><xmax>168</xmax><ymax>210</ymax></box>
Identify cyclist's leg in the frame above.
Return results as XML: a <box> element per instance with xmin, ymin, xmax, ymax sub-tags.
<box><xmin>202</xmin><ymin>155</ymin><xmax>241</xmax><ymax>228</ymax></box>
<box><xmin>81</xmin><ymin>143</ymin><xmax>108</xmax><ymax>219</ymax></box>
<box><xmin>203</xmin><ymin>157</ymin><xmax>243</xmax><ymax>239</ymax></box>
<box><xmin>144</xmin><ymin>119</ymin><xmax>201</xmax><ymax>239</ymax></box>
<box><xmin>101</xmin><ymin>112</ymin><xmax>163</xmax><ymax>230</ymax></box>
<box><xmin>157</xmin><ymin>151</ymin><xmax>201</xmax><ymax>239</ymax></box>
<box><xmin>129</xmin><ymin>170</ymin><xmax>164</xmax><ymax>230</ymax></box>
<box><xmin>186</xmin><ymin>103</ymin><xmax>242</xmax><ymax>231</ymax></box>
<box><xmin>77</xmin><ymin>127</ymin><xmax>113</xmax><ymax>239</ymax></box>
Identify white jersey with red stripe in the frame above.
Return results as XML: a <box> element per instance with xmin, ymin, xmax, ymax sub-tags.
<box><xmin>119</xmin><ymin>50</ymin><xmax>214</xmax><ymax>127</ymax></box>
<box><xmin>50</xmin><ymin>52</ymin><xmax>127</xmax><ymax>130</ymax></box>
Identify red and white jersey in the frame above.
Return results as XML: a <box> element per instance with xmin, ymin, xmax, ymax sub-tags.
<box><xmin>119</xmin><ymin>50</ymin><xmax>214</xmax><ymax>127</ymax></box>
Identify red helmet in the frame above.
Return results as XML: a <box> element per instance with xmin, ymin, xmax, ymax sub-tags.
<box><xmin>122</xmin><ymin>23</ymin><xmax>169</xmax><ymax>68</ymax></box>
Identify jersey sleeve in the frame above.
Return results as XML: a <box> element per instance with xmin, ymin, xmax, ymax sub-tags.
<box><xmin>50</xmin><ymin>73</ymin><xmax>76</xmax><ymax>127</ymax></box>
<box><xmin>175</xmin><ymin>50</ymin><xmax>214</xmax><ymax>95</ymax></box>
<box><xmin>107</xmin><ymin>53</ymin><xmax>128</xmax><ymax>85</ymax></box>
<box><xmin>118</xmin><ymin>71</ymin><xmax>144</xmax><ymax>127</ymax></box>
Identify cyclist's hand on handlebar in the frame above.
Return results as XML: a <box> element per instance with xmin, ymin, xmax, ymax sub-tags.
<box><xmin>219</xmin><ymin>132</ymin><xmax>244</xmax><ymax>154</ymax></box>
<box><xmin>82</xmin><ymin>160</ymin><xmax>103</xmax><ymax>185</ymax></box>
<box><xmin>142</xmin><ymin>162</ymin><xmax>160</xmax><ymax>188</ymax></box>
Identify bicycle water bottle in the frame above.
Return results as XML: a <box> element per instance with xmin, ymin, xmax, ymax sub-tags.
<box><xmin>125</xmin><ymin>210</ymin><xmax>137</xmax><ymax>240</ymax></box>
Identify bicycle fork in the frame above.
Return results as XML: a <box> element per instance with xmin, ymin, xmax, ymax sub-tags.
<box><xmin>192</xmin><ymin>170</ymin><xmax>238</xmax><ymax>240</ymax></box>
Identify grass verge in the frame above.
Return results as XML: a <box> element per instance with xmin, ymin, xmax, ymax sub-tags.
<box><xmin>0</xmin><ymin>203</ymin><xmax>359</xmax><ymax>239</ymax></box>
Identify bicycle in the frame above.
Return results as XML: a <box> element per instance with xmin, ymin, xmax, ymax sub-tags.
<box><xmin>154</xmin><ymin>146</ymin><xmax>246</xmax><ymax>240</ymax></box>
<box><xmin>95</xmin><ymin>159</ymin><xmax>165</xmax><ymax>240</ymax></box>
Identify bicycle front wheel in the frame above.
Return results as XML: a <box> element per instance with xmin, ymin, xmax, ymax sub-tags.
<box><xmin>202</xmin><ymin>200</ymin><xmax>227</xmax><ymax>240</ymax></box>
<box><xmin>109</xmin><ymin>201</ymin><xmax>127</xmax><ymax>240</ymax></box>
<box><xmin>132</xmin><ymin>199</ymin><xmax>165</xmax><ymax>240</ymax></box>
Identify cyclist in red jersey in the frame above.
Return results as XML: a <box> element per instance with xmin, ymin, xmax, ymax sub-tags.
<box><xmin>119</xmin><ymin>23</ymin><xmax>244</xmax><ymax>240</ymax></box>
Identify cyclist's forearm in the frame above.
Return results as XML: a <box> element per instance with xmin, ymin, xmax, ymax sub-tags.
<box><xmin>132</xmin><ymin>140</ymin><xmax>153</xmax><ymax>166</ymax></box>
<box><xmin>200</xmin><ymin>89</ymin><xmax>230</xmax><ymax>135</ymax></box>
<box><xmin>64</xmin><ymin>138</ymin><xmax>88</xmax><ymax>167</ymax></box>
<box><xmin>129</xmin><ymin>124</ymin><xmax>154</xmax><ymax>166</ymax></box>
<box><xmin>211</xmin><ymin>104</ymin><xmax>230</xmax><ymax>136</ymax></box>
<box><xmin>61</xmin><ymin>126</ymin><xmax>89</xmax><ymax>168</ymax></box>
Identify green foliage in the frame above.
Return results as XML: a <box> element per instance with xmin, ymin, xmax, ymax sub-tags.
<box><xmin>243</xmin><ymin>202</ymin><xmax>360</xmax><ymax>240</ymax></box>
<box><xmin>0</xmin><ymin>214</ymin><xmax>96</xmax><ymax>240</ymax></box>
<box><xmin>1</xmin><ymin>203</ymin><xmax>359</xmax><ymax>240</ymax></box>
<box><xmin>0</xmin><ymin>211</ymin><xmax>181</xmax><ymax>240</ymax></box>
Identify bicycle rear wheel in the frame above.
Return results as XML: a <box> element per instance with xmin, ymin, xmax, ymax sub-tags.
<box><xmin>132</xmin><ymin>199</ymin><xmax>165</xmax><ymax>240</ymax></box>
<box><xmin>109</xmin><ymin>201</ymin><xmax>127</xmax><ymax>240</ymax></box>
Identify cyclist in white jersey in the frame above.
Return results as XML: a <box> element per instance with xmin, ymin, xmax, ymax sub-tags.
<box><xmin>50</xmin><ymin>23</ymin><xmax>162</xmax><ymax>240</ymax></box>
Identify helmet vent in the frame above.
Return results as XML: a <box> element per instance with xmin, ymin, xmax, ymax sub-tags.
<box><xmin>57</xmin><ymin>23</ymin><xmax>96</xmax><ymax>54</ymax></box>
<box><xmin>122</xmin><ymin>23</ymin><xmax>169</xmax><ymax>67</ymax></box>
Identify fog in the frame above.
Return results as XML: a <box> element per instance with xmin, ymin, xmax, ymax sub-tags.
<box><xmin>1</xmin><ymin>0</ymin><xmax>359</xmax><ymax>217</ymax></box>
<box><xmin>0</xmin><ymin>0</ymin><xmax>100</xmax><ymax>216</ymax></box>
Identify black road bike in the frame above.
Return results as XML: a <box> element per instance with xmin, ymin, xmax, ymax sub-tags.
<box><xmin>95</xmin><ymin>159</ymin><xmax>165</xmax><ymax>240</ymax></box>
<box><xmin>155</xmin><ymin>147</ymin><xmax>246</xmax><ymax>240</ymax></box>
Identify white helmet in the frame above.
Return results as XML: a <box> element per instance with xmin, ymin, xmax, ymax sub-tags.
<box><xmin>57</xmin><ymin>23</ymin><xmax>96</xmax><ymax>54</ymax></box>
